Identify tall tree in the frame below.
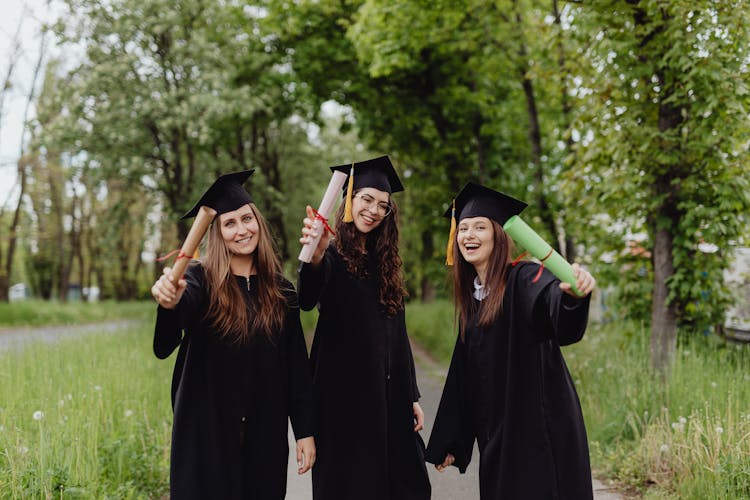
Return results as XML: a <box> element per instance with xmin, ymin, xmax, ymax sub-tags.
<box><xmin>570</xmin><ymin>1</ymin><xmax>750</xmax><ymax>373</ymax></box>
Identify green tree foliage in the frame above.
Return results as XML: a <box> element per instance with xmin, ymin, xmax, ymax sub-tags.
<box><xmin>567</xmin><ymin>1</ymin><xmax>750</xmax><ymax>371</ymax></box>
<box><xmin>269</xmin><ymin>0</ymin><xmax>586</xmax><ymax>299</ymax></box>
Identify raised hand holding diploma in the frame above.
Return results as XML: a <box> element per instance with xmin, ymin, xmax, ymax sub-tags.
<box><xmin>503</xmin><ymin>215</ymin><xmax>584</xmax><ymax>296</ymax></box>
<box><xmin>298</xmin><ymin>170</ymin><xmax>348</xmax><ymax>263</ymax></box>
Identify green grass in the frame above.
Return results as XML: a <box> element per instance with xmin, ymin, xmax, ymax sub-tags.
<box><xmin>0</xmin><ymin>300</ymin><xmax>156</xmax><ymax>328</ymax></box>
<box><xmin>405</xmin><ymin>300</ymin><xmax>750</xmax><ymax>499</ymax></box>
<box><xmin>0</xmin><ymin>322</ymin><xmax>172</xmax><ymax>498</ymax></box>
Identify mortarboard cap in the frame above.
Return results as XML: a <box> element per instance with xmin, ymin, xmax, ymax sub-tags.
<box><xmin>330</xmin><ymin>155</ymin><xmax>404</xmax><ymax>194</ymax></box>
<box><xmin>181</xmin><ymin>170</ymin><xmax>255</xmax><ymax>220</ymax></box>
<box><xmin>443</xmin><ymin>182</ymin><xmax>527</xmax><ymax>265</ymax></box>
<box><xmin>444</xmin><ymin>182</ymin><xmax>527</xmax><ymax>226</ymax></box>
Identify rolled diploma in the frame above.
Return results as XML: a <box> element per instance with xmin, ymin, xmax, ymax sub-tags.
<box><xmin>171</xmin><ymin>205</ymin><xmax>217</xmax><ymax>281</ymax></box>
<box><xmin>503</xmin><ymin>215</ymin><xmax>582</xmax><ymax>295</ymax></box>
<box><xmin>298</xmin><ymin>170</ymin><xmax>348</xmax><ymax>263</ymax></box>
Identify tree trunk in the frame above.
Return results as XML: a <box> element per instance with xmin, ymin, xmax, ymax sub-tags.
<box><xmin>650</xmin><ymin>226</ymin><xmax>677</xmax><ymax>374</ymax></box>
<box><xmin>515</xmin><ymin>7</ymin><xmax>559</xmax><ymax>249</ymax></box>
<box><xmin>420</xmin><ymin>230</ymin><xmax>436</xmax><ymax>303</ymax></box>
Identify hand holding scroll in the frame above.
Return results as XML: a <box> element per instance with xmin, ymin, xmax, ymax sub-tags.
<box><xmin>300</xmin><ymin>205</ymin><xmax>332</xmax><ymax>266</ymax></box>
<box><xmin>559</xmin><ymin>263</ymin><xmax>596</xmax><ymax>298</ymax></box>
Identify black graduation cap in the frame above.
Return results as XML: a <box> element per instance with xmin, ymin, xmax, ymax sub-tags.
<box><xmin>181</xmin><ymin>170</ymin><xmax>255</xmax><ymax>220</ymax></box>
<box><xmin>330</xmin><ymin>155</ymin><xmax>404</xmax><ymax>194</ymax></box>
<box><xmin>443</xmin><ymin>182</ymin><xmax>527</xmax><ymax>265</ymax></box>
<box><xmin>444</xmin><ymin>182</ymin><xmax>527</xmax><ymax>225</ymax></box>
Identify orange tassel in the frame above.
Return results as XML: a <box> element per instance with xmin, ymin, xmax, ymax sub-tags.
<box><xmin>445</xmin><ymin>200</ymin><xmax>457</xmax><ymax>266</ymax></box>
<box><xmin>343</xmin><ymin>164</ymin><xmax>354</xmax><ymax>223</ymax></box>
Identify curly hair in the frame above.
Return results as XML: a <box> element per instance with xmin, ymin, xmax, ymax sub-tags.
<box><xmin>333</xmin><ymin>193</ymin><xmax>407</xmax><ymax>316</ymax></box>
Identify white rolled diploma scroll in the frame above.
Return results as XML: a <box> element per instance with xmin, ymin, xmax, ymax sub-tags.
<box><xmin>298</xmin><ymin>170</ymin><xmax>349</xmax><ymax>263</ymax></box>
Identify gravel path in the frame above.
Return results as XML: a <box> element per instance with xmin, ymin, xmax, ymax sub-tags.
<box><xmin>0</xmin><ymin>321</ymin><xmax>141</xmax><ymax>351</ymax></box>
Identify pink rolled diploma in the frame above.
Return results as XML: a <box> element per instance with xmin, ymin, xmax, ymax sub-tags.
<box><xmin>298</xmin><ymin>170</ymin><xmax>348</xmax><ymax>263</ymax></box>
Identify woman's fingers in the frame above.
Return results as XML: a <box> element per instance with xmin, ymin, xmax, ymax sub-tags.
<box><xmin>435</xmin><ymin>453</ymin><xmax>455</xmax><ymax>472</ymax></box>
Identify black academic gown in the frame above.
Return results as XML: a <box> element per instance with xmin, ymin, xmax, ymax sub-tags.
<box><xmin>153</xmin><ymin>263</ymin><xmax>313</xmax><ymax>500</ymax></box>
<box><xmin>425</xmin><ymin>262</ymin><xmax>593</xmax><ymax>500</ymax></box>
<box><xmin>298</xmin><ymin>245</ymin><xmax>431</xmax><ymax>500</ymax></box>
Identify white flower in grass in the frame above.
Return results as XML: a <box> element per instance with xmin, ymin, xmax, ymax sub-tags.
<box><xmin>678</xmin><ymin>416</ymin><xmax>687</xmax><ymax>424</ymax></box>
<box><xmin>18</xmin><ymin>446</ymin><xmax>28</xmax><ymax>455</ymax></box>
<box><xmin>66</xmin><ymin>394</ymin><xmax>73</xmax><ymax>401</ymax></box>
<box><xmin>596</xmin><ymin>367</ymin><xmax>604</xmax><ymax>375</ymax></box>
<box><xmin>715</xmin><ymin>426</ymin><xmax>724</xmax><ymax>435</ymax></box>
<box><xmin>0</xmin><ymin>425</ymin><xmax>4</xmax><ymax>432</ymax></box>
<box><xmin>32</xmin><ymin>411</ymin><xmax>44</xmax><ymax>421</ymax></box>
<box><xmin>671</xmin><ymin>422</ymin><xmax>684</xmax><ymax>432</ymax></box>
<box><xmin>124</xmin><ymin>409</ymin><xmax>133</xmax><ymax>418</ymax></box>
<box><xmin>711</xmin><ymin>381</ymin><xmax>718</xmax><ymax>388</ymax></box>
<box><xmin>659</xmin><ymin>444</ymin><xmax>669</xmax><ymax>453</ymax></box>
<box><xmin>59</xmin><ymin>399</ymin><xmax>65</xmax><ymax>407</ymax></box>
<box><xmin>93</xmin><ymin>385</ymin><xmax>102</xmax><ymax>392</ymax></box>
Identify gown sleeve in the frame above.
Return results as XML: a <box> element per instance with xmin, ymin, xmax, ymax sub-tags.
<box><xmin>424</xmin><ymin>333</ymin><xmax>474</xmax><ymax>473</ymax></box>
<box><xmin>535</xmin><ymin>277</ymin><xmax>591</xmax><ymax>346</ymax></box>
<box><xmin>297</xmin><ymin>245</ymin><xmax>333</xmax><ymax>311</ymax></box>
<box><xmin>406</xmin><ymin>338</ymin><xmax>421</xmax><ymax>402</ymax></box>
<box><xmin>283</xmin><ymin>289</ymin><xmax>314</xmax><ymax>440</ymax></box>
<box><xmin>153</xmin><ymin>263</ymin><xmax>207</xmax><ymax>359</ymax></box>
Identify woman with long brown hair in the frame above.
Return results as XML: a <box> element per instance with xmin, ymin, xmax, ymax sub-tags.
<box><xmin>425</xmin><ymin>182</ymin><xmax>596</xmax><ymax>499</ymax></box>
<box><xmin>151</xmin><ymin>170</ymin><xmax>315</xmax><ymax>499</ymax></box>
<box><xmin>298</xmin><ymin>156</ymin><xmax>431</xmax><ymax>500</ymax></box>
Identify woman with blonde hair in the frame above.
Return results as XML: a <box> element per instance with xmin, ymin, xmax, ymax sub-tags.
<box><xmin>152</xmin><ymin>170</ymin><xmax>314</xmax><ymax>499</ymax></box>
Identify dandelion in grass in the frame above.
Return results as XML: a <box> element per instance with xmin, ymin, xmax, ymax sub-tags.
<box><xmin>672</xmin><ymin>422</ymin><xmax>685</xmax><ymax>432</ymax></box>
<box><xmin>124</xmin><ymin>409</ymin><xmax>133</xmax><ymax>418</ymax></box>
<box><xmin>59</xmin><ymin>399</ymin><xmax>65</xmax><ymax>407</ymax></box>
<box><xmin>683</xmin><ymin>350</ymin><xmax>690</xmax><ymax>356</ymax></box>
<box><xmin>596</xmin><ymin>367</ymin><xmax>604</xmax><ymax>375</ymax></box>
<box><xmin>678</xmin><ymin>416</ymin><xmax>687</xmax><ymax>425</ymax></box>
<box><xmin>94</xmin><ymin>385</ymin><xmax>102</xmax><ymax>392</ymax></box>
<box><xmin>715</xmin><ymin>426</ymin><xmax>724</xmax><ymax>435</ymax></box>
<box><xmin>66</xmin><ymin>393</ymin><xmax>72</xmax><ymax>401</ymax></box>
<box><xmin>659</xmin><ymin>444</ymin><xmax>669</xmax><ymax>453</ymax></box>
<box><xmin>18</xmin><ymin>446</ymin><xmax>28</xmax><ymax>454</ymax></box>
<box><xmin>711</xmin><ymin>381</ymin><xmax>717</xmax><ymax>388</ymax></box>
<box><xmin>33</xmin><ymin>411</ymin><xmax>44</xmax><ymax>421</ymax></box>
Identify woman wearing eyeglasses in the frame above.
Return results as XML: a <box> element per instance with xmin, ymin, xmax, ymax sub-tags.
<box><xmin>298</xmin><ymin>156</ymin><xmax>431</xmax><ymax>500</ymax></box>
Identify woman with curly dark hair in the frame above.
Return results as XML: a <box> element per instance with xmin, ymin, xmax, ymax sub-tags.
<box><xmin>298</xmin><ymin>156</ymin><xmax>431</xmax><ymax>500</ymax></box>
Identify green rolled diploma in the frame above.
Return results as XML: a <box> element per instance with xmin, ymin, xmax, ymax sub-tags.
<box><xmin>503</xmin><ymin>215</ymin><xmax>582</xmax><ymax>296</ymax></box>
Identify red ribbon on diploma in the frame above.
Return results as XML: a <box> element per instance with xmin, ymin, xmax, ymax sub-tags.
<box><xmin>312</xmin><ymin>208</ymin><xmax>336</xmax><ymax>237</ymax></box>
<box><xmin>155</xmin><ymin>249</ymin><xmax>192</xmax><ymax>263</ymax></box>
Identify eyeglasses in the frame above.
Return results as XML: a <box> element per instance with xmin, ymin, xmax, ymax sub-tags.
<box><xmin>353</xmin><ymin>193</ymin><xmax>392</xmax><ymax>217</ymax></box>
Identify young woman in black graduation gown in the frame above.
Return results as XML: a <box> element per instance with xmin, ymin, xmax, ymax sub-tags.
<box><xmin>298</xmin><ymin>156</ymin><xmax>431</xmax><ymax>500</ymax></box>
<box><xmin>151</xmin><ymin>171</ymin><xmax>315</xmax><ymax>499</ymax></box>
<box><xmin>425</xmin><ymin>182</ymin><xmax>596</xmax><ymax>500</ymax></box>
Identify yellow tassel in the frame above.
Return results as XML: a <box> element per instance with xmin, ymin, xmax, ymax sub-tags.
<box><xmin>343</xmin><ymin>164</ymin><xmax>354</xmax><ymax>223</ymax></box>
<box><xmin>193</xmin><ymin>248</ymin><xmax>200</xmax><ymax>259</ymax></box>
<box><xmin>445</xmin><ymin>200</ymin><xmax>457</xmax><ymax>266</ymax></box>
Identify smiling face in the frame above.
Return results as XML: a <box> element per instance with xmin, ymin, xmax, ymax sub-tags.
<box><xmin>219</xmin><ymin>204</ymin><xmax>259</xmax><ymax>256</ymax></box>
<box><xmin>457</xmin><ymin>216</ymin><xmax>495</xmax><ymax>278</ymax></box>
<box><xmin>351</xmin><ymin>187</ymin><xmax>391</xmax><ymax>234</ymax></box>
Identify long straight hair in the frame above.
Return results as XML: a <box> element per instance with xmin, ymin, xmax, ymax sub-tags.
<box><xmin>334</xmin><ymin>192</ymin><xmax>407</xmax><ymax>316</ymax></box>
<box><xmin>453</xmin><ymin>220</ymin><xmax>514</xmax><ymax>335</ymax></box>
<box><xmin>203</xmin><ymin>203</ymin><xmax>285</xmax><ymax>343</ymax></box>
